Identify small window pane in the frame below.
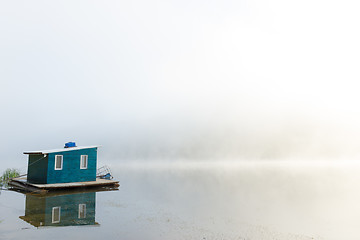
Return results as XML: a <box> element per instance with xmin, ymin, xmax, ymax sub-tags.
<box><xmin>80</xmin><ymin>155</ymin><xmax>88</xmax><ymax>169</ymax></box>
<box><xmin>55</xmin><ymin>155</ymin><xmax>63</xmax><ymax>170</ymax></box>
<box><xmin>78</xmin><ymin>204</ymin><xmax>86</xmax><ymax>218</ymax></box>
<box><xmin>52</xmin><ymin>207</ymin><xmax>61</xmax><ymax>223</ymax></box>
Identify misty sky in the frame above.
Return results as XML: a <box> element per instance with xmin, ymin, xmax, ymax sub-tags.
<box><xmin>1</xmin><ymin>0</ymin><xmax>360</xmax><ymax>168</ymax></box>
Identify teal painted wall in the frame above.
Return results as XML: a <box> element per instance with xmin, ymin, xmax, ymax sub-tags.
<box><xmin>21</xmin><ymin>192</ymin><xmax>96</xmax><ymax>227</ymax></box>
<box><xmin>27</xmin><ymin>155</ymin><xmax>48</xmax><ymax>184</ymax></box>
<box><xmin>46</xmin><ymin>148</ymin><xmax>97</xmax><ymax>184</ymax></box>
<box><xmin>44</xmin><ymin>192</ymin><xmax>96</xmax><ymax>226</ymax></box>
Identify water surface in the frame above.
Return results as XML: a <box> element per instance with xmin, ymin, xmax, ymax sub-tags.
<box><xmin>1</xmin><ymin>161</ymin><xmax>360</xmax><ymax>240</ymax></box>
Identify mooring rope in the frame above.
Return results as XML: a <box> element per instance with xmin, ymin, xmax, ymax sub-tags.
<box><xmin>27</xmin><ymin>155</ymin><xmax>47</xmax><ymax>168</ymax></box>
<box><xmin>10</xmin><ymin>155</ymin><xmax>47</xmax><ymax>180</ymax></box>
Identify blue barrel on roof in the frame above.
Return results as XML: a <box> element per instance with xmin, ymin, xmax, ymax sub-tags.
<box><xmin>64</xmin><ymin>142</ymin><xmax>76</xmax><ymax>148</ymax></box>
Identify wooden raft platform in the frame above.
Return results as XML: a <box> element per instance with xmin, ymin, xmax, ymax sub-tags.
<box><xmin>9</xmin><ymin>177</ymin><xmax>119</xmax><ymax>193</ymax></box>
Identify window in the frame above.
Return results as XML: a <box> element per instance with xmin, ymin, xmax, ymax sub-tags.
<box><xmin>80</xmin><ymin>155</ymin><xmax>88</xmax><ymax>169</ymax></box>
<box><xmin>78</xmin><ymin>204</ymin><xmax>86</xmax><ymax>218</ymax></box>
<box><xmin>55</xmin><ymin>155</ymin><xmax>63</xmax><ymax>170</ymax></box>
<box><xmin>52</xmin><ymin>207</ymin><xmax>61</xmax><ymax>223</ymax></box>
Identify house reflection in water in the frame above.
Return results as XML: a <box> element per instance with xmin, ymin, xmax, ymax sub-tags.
<box><xmin>19</xmin><ymin>191</ymin><xmax>98</xmax><ymax>227</ymax></box>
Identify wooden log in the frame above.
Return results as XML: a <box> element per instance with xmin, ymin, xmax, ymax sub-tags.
<box><xmin>8</xmin><ymin>180</ymin><xmax>48</xmax><ymax>194</ymax></box>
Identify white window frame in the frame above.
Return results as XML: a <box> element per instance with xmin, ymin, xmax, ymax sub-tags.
<box><xmin>78</xmin><ymin>204</ymin><xmax>86</xmax><ymax>218</ymax></box>
<box><xmin>52</xmin><ymin>206</ymin><xmax>61</xmax><ymax>223</ymax></box>
<box><xmin>54</xmin><ymin>155</ymin><xmax>63</xmax><ymax>170</ymax></box>
<box><xmin>80</xmin><ymin>155</ymin><xmax>88</xmax><ymax>169</ymax></box>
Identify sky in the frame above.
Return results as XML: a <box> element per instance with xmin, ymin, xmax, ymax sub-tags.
<box><xmin>1</xmin><ymin>0</ymin><xmax>360</xmax><ymax>169</ymax></box>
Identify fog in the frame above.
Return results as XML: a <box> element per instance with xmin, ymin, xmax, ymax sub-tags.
<box><xmin>1</xmin><ymin>0</ymin><xmax>360</xmax><ymax>169</ymax></box>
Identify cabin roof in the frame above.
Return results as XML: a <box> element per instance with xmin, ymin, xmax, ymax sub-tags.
<box><xmin>23</xmin><ymin>146</ymin><xmax>99</xmax><ymax>155</ymax></box>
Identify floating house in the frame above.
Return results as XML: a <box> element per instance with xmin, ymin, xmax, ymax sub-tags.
<box><xmin>24</xmin><ymin>142</ymin><xmax>98</xmax><ymax>184</ymax></box>
<box><xmin>9</xmin><ymin>142</ymin><xmax>119</xmax><ymax>193</ymax></box>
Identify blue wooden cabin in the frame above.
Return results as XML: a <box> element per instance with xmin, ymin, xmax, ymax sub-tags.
<box><xmin>24</xmin><ymin>143</ymin><xmax>98</xmax><ymax>184</ymax></box>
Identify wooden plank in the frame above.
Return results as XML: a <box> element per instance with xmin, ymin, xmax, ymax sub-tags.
<box><xmin>36</xmin><ymin>180</ymin><xmax>119</xmax><ymax>189</ymax></box>
<box><xmin>10</xmin><ymin>177</ymin><xmax>119</xmax><ymax>190</ymax></box>
<box><xmin>8</xmin><ymin>180</ymin><xmax>48</xmax><ymax>194</ymax></box>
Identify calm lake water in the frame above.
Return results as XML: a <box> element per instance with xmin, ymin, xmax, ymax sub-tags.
<box><xmin>1</xmin><ymin>160</ymin><xmax>360</xmax><ymax>240</ymax></box>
